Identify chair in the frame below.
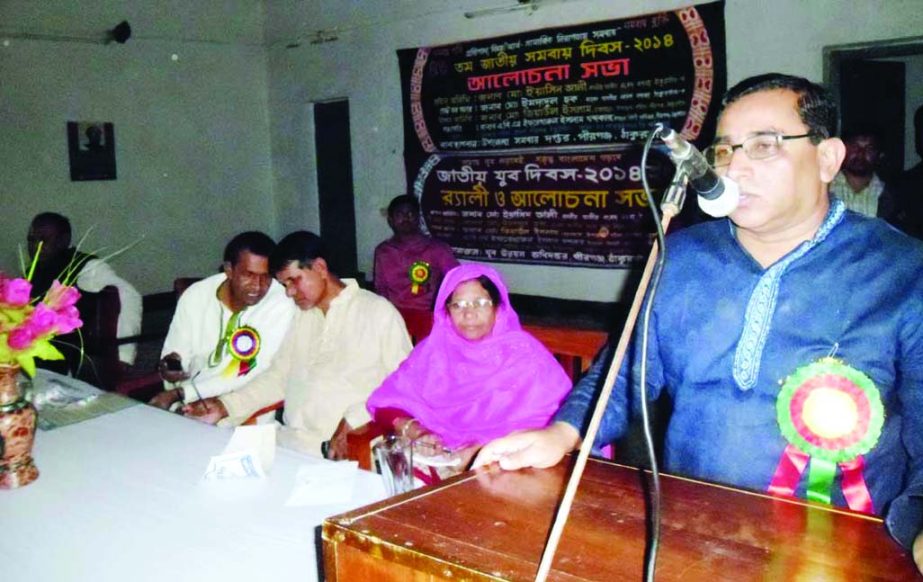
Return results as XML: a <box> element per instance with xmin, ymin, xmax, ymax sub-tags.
<box><xmin>51</xmin><ymin>285</ymin><xmax>159</xmax><ymax>400</ymax></box>
<box><xmin>345</xmin><ymin>323</ymin><xmax>610</xmax><ymax>470</ymax></box>
<box><xmin>520</xmin><ymin>324</ymin><xmax>608</xmax><ymax>381</ymax></box>
<box><xmin>172</xmin><ymin>277</ymin><xmax>201</xmax><ymax>297</ymax></box>
<box><xmin>346</xmin><ymin>421</ymin><xmax>390</xmax><ymax>469</ymax></box>
<box><xmin>68</xmin><ymin>285</ymin><xmax>122</xmax><ymax>388</ymax></box>
<box><xmin>242</xmin><ymin>401</ymin><xmax>284</xmax><ymax>425</ymax></box>
<box><xmin>116</xmin><ymin>277</ymin><xmax>206</xmax><ymax>400</ymax></box>
<box><xmin>397</xmin><ymin>307</ymin><xmax>433</xmax><ymax>345</ymax></box>
<box><xmin>81</xmin><ymin>277</ymin><xmax>217</xmax><ymax>401</ymax></box>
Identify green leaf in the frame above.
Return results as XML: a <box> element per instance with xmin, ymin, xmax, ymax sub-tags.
<box><xmin>16</xmin><ymin>355</ymin><xmax>36</xmax><ymax>377</ymax></box>
<box><xmin>32</xmin><ymin>341</ymin><xmax>64</xmax><ymax>362</ymax></box>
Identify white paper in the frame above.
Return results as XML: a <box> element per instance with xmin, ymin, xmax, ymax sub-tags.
<box><xmin>203</xmin><ymin>424</ymin><xmax>276</xmax><ymax>480</ymax></box>
<box><xmin>284</xmin><ymin>461</ymin><xmax>358</xmax><ymax>507</ymax></box>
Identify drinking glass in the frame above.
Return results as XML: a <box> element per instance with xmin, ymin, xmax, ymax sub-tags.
<box><xmin>373</xmin><ymin>434</ymin><xmax>415</xmax><ymax>496</ymax></box>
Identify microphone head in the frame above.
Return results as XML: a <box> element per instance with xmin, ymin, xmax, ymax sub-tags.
<box><xmin>698</xmin><ymin>176</ymin><xmax>740</xmax><ymax>218</ymax></box>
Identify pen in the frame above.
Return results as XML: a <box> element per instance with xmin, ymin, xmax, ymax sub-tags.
<box><xmin>187</xmin><ymin>371</ymin><xmax>209</xmax><ymax>413</ymax></box>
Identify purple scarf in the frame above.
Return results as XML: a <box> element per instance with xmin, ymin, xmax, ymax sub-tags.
<box><xmin>367</xmin><ymin>263</ymin><xmax>572</xmax><ymax>449</ymax></box>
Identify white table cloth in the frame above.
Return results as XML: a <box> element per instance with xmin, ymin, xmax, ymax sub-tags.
<box><xmin>0</xmin><ymin>373</ymin><xmax>387</xmax><ymax>582</ymax></box>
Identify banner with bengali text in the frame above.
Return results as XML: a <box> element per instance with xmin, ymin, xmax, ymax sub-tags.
<box><xmin>398</xmin><ymin>1</ymin><xmax>725</xmax><ymax>268</ymax></box>
<box><xmin>411</xmin><ymin>148</ymin><xmax>672</xmax><ymax>268</ymax></box>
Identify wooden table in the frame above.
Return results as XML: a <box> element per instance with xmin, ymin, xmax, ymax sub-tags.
<box><xmin>323</xmin><ymin>456</ymin><xmax>916</xmax><ymax>581</ymax></box>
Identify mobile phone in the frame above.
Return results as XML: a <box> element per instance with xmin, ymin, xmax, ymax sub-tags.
<box><xmin>163</xmin><ymin>358</ymin><xmax>183</xmax><ymax>371</ymax></box>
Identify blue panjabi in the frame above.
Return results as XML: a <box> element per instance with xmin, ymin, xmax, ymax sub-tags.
<box><xmin>556</xmin><ymin>199</ymin><xmax>923</xmax><ymax>547</ymax></box>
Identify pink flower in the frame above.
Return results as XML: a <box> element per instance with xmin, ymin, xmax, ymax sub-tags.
<box><xmin>44</xmin><ymin>280</ymin><xmax>80</xmax><ymax>310</ymax></box>
<box><xmin>7</xmin><ymin>325</ymin><xmax>35</xmax><ymax>350</ymax></box>
<box><xmin>54</xmin><ymin>305</ymin><xmax>82</xmax><ymax>335</ymax></box>
<box><xmin>0</xmin><ymin>277</ymin><xmax>32</xmax><ymax>306</ymax></box>
<box><xmin>27</xmin><ymin>303</ymin><xmax>58</xmax><ymax>336</ymax></box>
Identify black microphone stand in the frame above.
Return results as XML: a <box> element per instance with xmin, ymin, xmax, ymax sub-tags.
<box><xmin>533</xmin><ymin>127</ymin><xmax>690</xmax><ymax>582</ymax></box>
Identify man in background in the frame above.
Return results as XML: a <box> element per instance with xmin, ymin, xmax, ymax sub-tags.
<box><xmin>185</xmin><ymin>231</ymin><xmax>412</xmax><ymax>458</ymax></box>
<box><xmin>149</xmin><ymin>231</ymin><xmax>295</xmax><ymax>411</ymax></box>
<box><xmin>373</xmin><ymin>194</ymin><xmax>458</xmax><ymax>311</ymax></box>
<box><xmin>828</xmin><ymin>129</ymin><xmax>892</xmax><ymax>218</ymax></box>
<box><xmin>27</xmin><ymin>212</ymin><xmax>142</xmax><ymax>368</ymax></box>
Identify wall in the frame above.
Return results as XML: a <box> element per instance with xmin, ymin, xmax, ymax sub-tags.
<box><xmin>265</xmin><ymin>0</ymin><xmax>923</xmax><ymax>301</ymax></box>
<box><xmin>0</xmin><ymin>0</ymin><xmax>274</xmax><ymax>293</ymax></box>
<box><xmin>905</xmin><ymin>55</ymin><xmax>923</xmax><ymax>169</ymax></box>
<box><xmin>4</xmin><ymin>1</ymin><xmax>923</xmax><ymax>300</ymax></box>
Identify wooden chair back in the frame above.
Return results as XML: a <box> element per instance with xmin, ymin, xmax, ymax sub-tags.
<box><xmin>242</xmin><ymin>401</ymin><xmax>284</xmax><ymax>425</ymax></box>
<box><xmin>521</xmin><ymin>324</ymin><xmax>608</xmax><ymax>382</ymax></box>
<box><xmin>173</xmin><ymin>277</ymin><xmax>201</xmax><ymax>298</ymax></box>
<box><xmin>397</xmin><ymin>307</ymin><xmax>434</xmax><ymax>345</ymax></box>
<box><xmin>115</xmin><ymin>277</ymin><xmax>202</xmax><ymax>401</ymax></box>
<box><xmin>72</xmin><ymin>285</ymin><xmax>122</xmax><ymax>390</ymax></box>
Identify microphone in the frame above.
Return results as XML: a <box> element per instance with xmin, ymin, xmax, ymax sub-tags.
<box><xmin>659</xmin><ymin>127</ymin><xmax>740</xmax><ymax>217</ymax></box>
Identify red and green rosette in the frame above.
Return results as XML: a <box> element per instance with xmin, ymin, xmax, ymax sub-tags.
<box><xmin>227</xmin><ymin>325</ymin><xmax>261</xmax><ymax>377</ymax></box>
<box><xmin>769</xmin><ymin>357</ymin><xmax>884</xmax><ymax>513</ymax></box>
<box><xmin>408</xmin><ymin>260</ymin><xmax>431</xmax><ymax>295</ymax></box>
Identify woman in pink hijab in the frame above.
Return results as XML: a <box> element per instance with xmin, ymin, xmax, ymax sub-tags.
<box><xmin>367</xmin><ymin>263</ymin><xmax>572</xmax><ymax>471</ymax></box>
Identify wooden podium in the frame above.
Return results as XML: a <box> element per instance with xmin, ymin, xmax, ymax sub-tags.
<box><xmin>323</xmin><ymin>457</ymin><xmax>915</xmax><ymax>581</ymax></box>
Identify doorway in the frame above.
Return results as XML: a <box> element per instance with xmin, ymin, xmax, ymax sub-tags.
<box><xmin>314</xmin><ymin>100</ymin><xmax>359</xmax><ymax>279</ymax></box>
<box><xmin>826</xmin><ymin>37</ymin><xmax>923</xmax><ymax>178</ymax></box>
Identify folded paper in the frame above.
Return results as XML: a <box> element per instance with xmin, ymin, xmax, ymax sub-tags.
<box><xmin>203</xmin><ymin>424</ymin><xmax>276</xmax><ymax>480</ymax></box>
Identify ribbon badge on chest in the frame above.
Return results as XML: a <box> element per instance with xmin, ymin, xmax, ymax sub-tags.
<box><xmin>408</xmin><ymin>260</ymin><xmax>431</xmax><ymax>295</ymax></box>
<box><xmin>226</xmin><ymin>325</ymin><xmax>261</xmax><ymax>377</ymax></box>
<box><xmin>769</xmin><ymin>357</ymin><xmax>883</xmax><ymax>513</ymax></box>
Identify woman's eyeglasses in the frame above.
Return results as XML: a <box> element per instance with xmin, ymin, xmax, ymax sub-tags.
<box><xmin>448</xmin><ymin>298</ymin><xmax>494</xmax><ymax>312</ymax></box>
<box><xmin>704</xmin><ymin>132</ymin><xmax>815</xmax><ymax>168</ymax></box>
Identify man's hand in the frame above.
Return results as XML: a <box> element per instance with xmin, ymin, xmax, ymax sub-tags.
<box><xmin>472</xmin><ymin>422</ymin><xmax>581</xmax><ymax>471</ymax></box>
<box><xmin>327</xmin><ymin>418</ymin><xmax>352</xmax><ymax>460</ymax></box>
<box><xmin>159</xmin><ymin>353</ymin><xmax>189</xmax><ymax>384</ymax></box>
<box><xmin>149</xmin><ymin>388</ymin><xmax>183</xmax><ymax>410</ymax></box>
<box><xmin>913</xmin><ymin>530</ymin><xmax>923</xmax><ymax>574</ymax></box>
<box><xmin>181</xmin><ymin>397</ymin><xmax>228</xmax><ymax>425</ymax></box>
<box><xmin>327</xmin><ymin>418</ymin><xmax>353</xmax><ymax>461</ymax></box>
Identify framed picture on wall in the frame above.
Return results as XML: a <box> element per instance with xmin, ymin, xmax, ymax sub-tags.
<box><xmin>67</xmin><ymin>121</ymin><xmax>116</xmax><ymax>181</ymax></box>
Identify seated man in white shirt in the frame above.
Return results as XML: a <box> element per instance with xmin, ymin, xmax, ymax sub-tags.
<box><xmin>149</xmin><ymin>231</ymin><xmax>296</xmax><ymax>410</ymax></box>
<box><xmin>27</xmin><ymin>212</ymin><xmax>142</xmax><ymax>368</ymax></box>
<box><xmin>184</xmin><ymin>231</ymin><xmax>413</xmax><ymax>458</ymax></box>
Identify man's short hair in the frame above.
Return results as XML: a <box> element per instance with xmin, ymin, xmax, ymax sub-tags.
<box><xmin>387</xmin><ymin>195</ymin><xmax>420</xmax><ymax>216</ymax></box>
<box><xmin>841</xmin><ymin>126</ymin><xmax>881</xmax><ymax>144</ymax></box>
<box><xmin>32</xmin><ymin>212</ymin><xmax>72</xmax><ymax>236</ymax></box>
<box><xmin>722</xmin><ymin>73</ymin><xmax>837</xmax><ymax>144</ymax></box>
<box><xmin>31</xmin><ymin>212</ymin><xmax>73</xmax><ymax>246</ymax></box>
<box><xmin>269</xmin><ymin>231</ymin><xmax>328</xmax><ymax>274</ymax></box>
<box><xmin>223</xmin><ymin>231</ymin><xmax>276</xmax><ymax>265</ymax></box>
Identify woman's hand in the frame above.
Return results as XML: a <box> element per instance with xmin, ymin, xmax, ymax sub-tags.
<box><xmin>395</xmin><ymin>416</ymin><xmax>429</xmax><ymax>441</ymax></box>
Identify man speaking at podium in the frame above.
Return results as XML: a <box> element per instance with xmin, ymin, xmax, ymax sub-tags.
<box><xmin>475</xmin><ymin>73</ymin><xmax>923</xmax><ymax>570</ymax></box>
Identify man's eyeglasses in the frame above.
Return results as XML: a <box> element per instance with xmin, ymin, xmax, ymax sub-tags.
<box><xmin>447</xmin><ymin>297</ymin><xmax>494</xmax><ymax>312</ymax></box>
<box><xmin>704</xmin><ymin>132</ymin><xmax>815</xmax><ymax>168</ymax></box>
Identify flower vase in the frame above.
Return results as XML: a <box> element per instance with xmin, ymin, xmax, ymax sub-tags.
<box><xmin>0</xmin><ymin>364</ymin><xmax>39</xmax><ymax>488</ymax></box>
